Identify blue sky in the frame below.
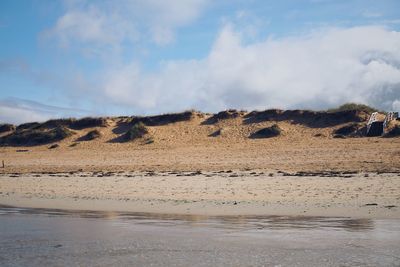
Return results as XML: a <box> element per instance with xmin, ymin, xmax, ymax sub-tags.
<box><xmin>1</xmin><ymin>0</ymin><xmax>400</xmax><ymax>124</ymax></box>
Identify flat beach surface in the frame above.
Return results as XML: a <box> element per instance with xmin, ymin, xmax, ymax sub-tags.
<box><xmin>1</xmin><ymin>115</ymin><xmax>400</xmax><ymax>218</ymax></box>
<box><xmin>1</xmin><ymin>171</ymin><xmax>399</xmax><ymax>218</ymax></box>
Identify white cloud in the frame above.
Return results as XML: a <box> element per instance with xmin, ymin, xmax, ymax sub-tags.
<box><xmin>44</xmin><ymin>0</ymin><xmax>209</xmax><ymax>52</ymax></box>
<box><xmin>5</xmin><ymin>25</ymin><xmax>400</xmax><ymax>122</ymax></box>
<box><xmin>0</xmin><ymin>106</ymin><xmax>49</xmax><ymax>125</ymax></box>
<box><xmin>96</xmin><ymin>25</ymin><xmax>400</xmax><ymax>113</ymax></box>
<box><xmin>136</xmin><ymin>0</ymin><xmax>209</xmax><ymax>45</ymax></box>
<box><xmin>52</xmin><ymin>7</ymin><xmax>136</xmax><ymax>48</ymax></box>
<box><xmin>0</xmin><ymin>98</ymin><xmax>89</xmax><ymax>124</ymax></box>
<box><xmin>392</xmin><ymin>100</ymin><xmax>400</xmax><ymax>111</ymax></box>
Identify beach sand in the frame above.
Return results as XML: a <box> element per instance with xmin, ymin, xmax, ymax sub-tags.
<box><xmin>0</xmin><ymin>171</ymin><xmax>399</xmax><ymax>218</ymax></box>
<box><xmin>1</xmin><ymin>115</ymin><xmax>399</xmax><ymax>218</ymax></box>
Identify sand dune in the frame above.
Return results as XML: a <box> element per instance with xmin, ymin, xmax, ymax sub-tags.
<box><xmin>0</xmin><ymin>113</ymin><xmax>399</xmax><ymax>173</ymax></box>
<box><xmin>0</xmin><ymin>109</ymin><xmax>399</xmax><ymax>218</ymax></box>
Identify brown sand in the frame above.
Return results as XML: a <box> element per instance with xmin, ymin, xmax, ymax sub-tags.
<box><xmin>0</xmin><ymin>115</ymin><xmax>399</xmax><ymax>218</ymax></box>
<box><xmin>0</xmin><ymin>116</ymin><xmax>399</xmax><ymax>173</ymax></box>
<box><xmin>0</xmin><ymin>171</ymin><xmax>399</xmax><ymax>218</ymax></box>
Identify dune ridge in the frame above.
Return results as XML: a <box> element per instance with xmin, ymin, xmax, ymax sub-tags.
<box><xmin>0</xmin><ymin>106</ymin><xmax>398</xmax><ymax>146</ymax></box>
<box><xmin>0</xmin><ymin>105</ymin><xmax>399</xmax><ymax>218</ymax></box>
<box><xmin>0</xmin><ymin>105</ymin><xmax>399</xmax><ymax>174</ymax></box>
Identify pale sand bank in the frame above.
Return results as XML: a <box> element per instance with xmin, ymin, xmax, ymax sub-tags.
<box><xmin>0</xmin><ymin>171</ymin><xmax>399</xmax><ymax>218</ymax></box>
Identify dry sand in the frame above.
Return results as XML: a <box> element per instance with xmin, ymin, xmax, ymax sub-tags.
<box><xmin>0</xmin><ymin>171</ymin><xmax>399</xmax><ymax>218</ymax></box>
<box><xmin>0</xmin><ymin>115</ymin><xmax>399</xmax><ymax>218</ymax></box>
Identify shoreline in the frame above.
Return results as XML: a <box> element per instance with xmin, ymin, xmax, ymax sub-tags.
<box><xmin>0</xmin><ymin>196</ymin><xmax>398</xmax><ymax>219</ymax></box>
<box><xmin>1</xmin><ymin>171</ymin><xmax>399</xmax><ymax>219</ymax></box>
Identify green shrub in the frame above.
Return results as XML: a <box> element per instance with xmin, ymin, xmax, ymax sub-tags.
<box><xmin>130</xmin><ymin>111</ymin><xmax>196</xmax><ymax>126</ymax></box>
<box><xmin>125</xmin><ymin>122</ymin><xmax>148</xmax><ymax>141</ymax></box>
<box><xmin>327</xmin><ymin>103</ymin><xmax>379</xmax><ymax>114</ymax></box>
<box><xmin>70</xmin><ymin>117</ymin><xmax>107</xmax><ymax>129</ymax></box>
<box><xmin>0</xmin><ymin>126</ymin><xmax>74</xmax><ymax>146</ymax></box>
<box><xmin>251</xmin><ymin>124</ymin><xmax>282</xmax><ymax>138</ymax></box>
<box><xmin>16</xmin><ymin>122</ymin><xmax>41</xmax><ymax>132</ymax></box>
<box><xmin>84</xmin><ymin>129</ymin><xmax>102</xmax><ymax>140</ymax></box>
<box><xmin>0</xmin><ymin>124</ymin><xmax>15</xmax><ymax>133</ymax></box>
<box><xmin>34</xmin><ymin>117</ymin><xmax>107</xmax><ymax>130</ymax></box>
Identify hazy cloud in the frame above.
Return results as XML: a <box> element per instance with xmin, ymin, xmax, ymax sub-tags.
<box><xmin>43</xmin><ymin>0</ymin><xmax>209</xmax><ymax>54</ymax></box>
<box><xmin>0</xmin><ymin>98</ymin><xmax>89</xmax><ymax>125</ymax></box>
<box><xmin>96</xmin><ymin>25</ymin><xmax>400</xmax><ymax>113</ymax></box>
<box><xmin>393</xmin><ymin>99</ymin><xmax>400</xmax><ymax>110</ymax></box>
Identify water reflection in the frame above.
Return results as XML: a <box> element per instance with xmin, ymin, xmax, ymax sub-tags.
<box><xmin>0</xmin><ymin>204</ymin><xmax>375</xmax><ymax>232</ymax></box>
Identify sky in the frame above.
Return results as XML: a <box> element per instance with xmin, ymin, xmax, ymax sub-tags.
<box><xmin>1</xmin><ymin>0</ymin><xmax>400</xmax><ymax>124</ymax></box>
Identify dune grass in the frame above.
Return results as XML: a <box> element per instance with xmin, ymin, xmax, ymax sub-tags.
<box><xmin>327</xmin><ymin>103</ymin><xmax>379</xmax><ymax>114</ymax></box>
<box><xmin>125</xmin><ymin>122</ymin><xmax>148</xmax><ymax>141</ymax></box>
<box><xmin>251</xmin><ymin>124</ymin><xmax>282</xmax><ymax>138</ymax></box>
<box><xmin>0</xmin><ymin>124</ymin><xmax>15</xmax><ymax>133</ymax></box>
<box><xmin>84</xmin><ymin>129</ymin><xmax>102</xmax><ymax>140</ymax></box>
<box><xmin>0</xmin><ymin>126</ymin><xmax>74</xmax><ymax>146</ymax></box>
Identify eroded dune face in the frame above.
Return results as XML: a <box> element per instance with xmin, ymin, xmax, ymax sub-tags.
<box><xmin>0</xmin><ymin>106</ymin><xmax>396</xmax><ymax>146</ymax></box>
<box><xmin>0</xmin><ymin>106</ymin><xmax>399</xmax><ymax>174</ymax></box>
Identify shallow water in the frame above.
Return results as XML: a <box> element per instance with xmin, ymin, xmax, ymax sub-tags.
<box><xmin>0</xmin><ymin>206</ymin><xmax>399</xmax><ymax>267</ymax></box>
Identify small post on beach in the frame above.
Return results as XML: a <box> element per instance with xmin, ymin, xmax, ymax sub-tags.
<box><xmin>2</xmin><ymin>160</ymin><xmax>4</xmax><ymax>168</ymax></box>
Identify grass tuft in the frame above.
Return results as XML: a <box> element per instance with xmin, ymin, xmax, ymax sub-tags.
<box><xmin>0</xmin><ymin>126</ymin><xmax>74</xmax><ymax>146</ymax></box>
<box><xmin>251</xmin><ymin>124</ymin><xmax>282</xmax><ymax>138</ymax></box>
<box><xmin>0</xmin><ymin>124</ymin><xmax>15</xmax><ymax>133</ymax></box>
<box><xmin>84</xmin><ymin>129</ymin><xmax>102</xmax><ymax>140</ymax></box>
<box><xmin>125</xmin><ymin>122</ymin><xmax>148</xmax><ymax>141</ymax></box>
<box><xmin>327</xmin><ymin>103</ymin><xmax>379</xmax><ymax>114</ymax></box>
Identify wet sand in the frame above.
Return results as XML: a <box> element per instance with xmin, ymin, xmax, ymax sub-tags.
<box><xmin>0</xmin><ymin>206</ymin><xmax>399</xmax><ymax>267</ymax></box>
<box><xmin>1</xmin><ymin>171</ymin><xmax>399</xmax><ymax>218</ymax></box>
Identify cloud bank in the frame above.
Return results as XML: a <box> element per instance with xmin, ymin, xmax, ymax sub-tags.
<box><xmin>98</xmin><ymin>25</ymin><xmax>400</xmax><ymax>114</ymax></box>
<box><xmin>4</xmin><ymin>1</ymin><xmax>400</xmax><ymax>124</ymax></box>
<box><xmin>0</xmin><ymin>98</ymin><xmax>89</xmax><ymax>125</ymax></box>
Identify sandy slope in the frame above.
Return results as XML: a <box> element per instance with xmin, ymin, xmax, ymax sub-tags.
<box><xmin>0</xmin><ymin>114</ymin><xmax>399</xmax><ymax>217</ymax></box>
<box><xmin>0</xmin><ymin>115</ymin><xmax>399</xmax><ymax>173</ymax></box>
